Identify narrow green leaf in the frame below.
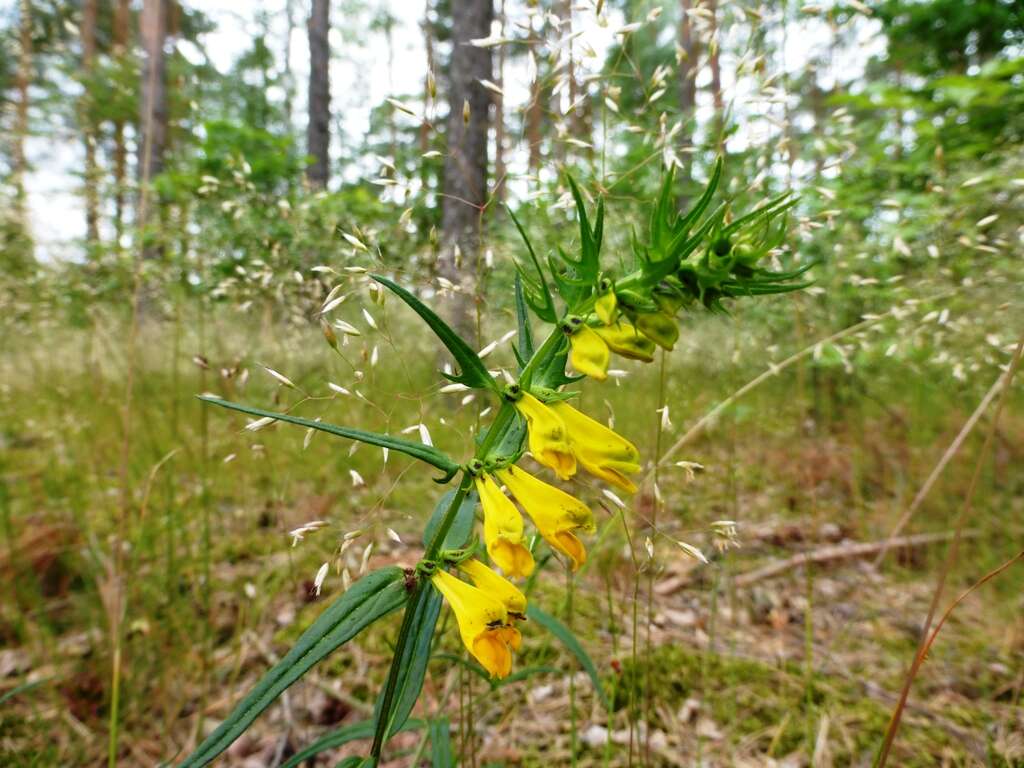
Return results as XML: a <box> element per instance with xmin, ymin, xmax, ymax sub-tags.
<box><xmin>513</xmin><ymin>274</ymin><xmax>535</xmax><ymax>364</ymax></box>
<box><xmin>178</xmin><ymin>568</ymin><xmax>408</xmax><ymax>768</ymax></box>
<box><xmin>429</xmin><ymin>717</ymin><xmax>454</xmax><ymax>768</ymax></box>
<box><xmin>279</xmin><ymin>719</ymin><xmax>425</xmax><ymax>768</ymax></box>
<box><xmin>372</xmin><ymin>584</ymin><xmax>443</xmax><ymax>739</ymax></box>
<box><xmin>422</xmin><ymin>489</ymin><xmax>478</xmax><ymax>551</ymax></box>
<box><xmin>507</xmin><ymin>207</ymin><xmax>556</xmax><ymax>322</ymax></box>
<box><xmin>371</xmin><ymin>274</ymin><xmax>495</xmax><ymax>390</ymax></box>
<box><xmin>527</xmin><ymin>603</ymin><xmax>610</xmax><ymax>710</ymax></box>
<box><xmin>198</xmin><ymin>396</ymin><xmax>459</xmax><ymax>482</ymax></box>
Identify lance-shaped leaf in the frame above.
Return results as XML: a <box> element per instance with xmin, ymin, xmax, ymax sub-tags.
<box><xmin>423</xmin><ymin>489</ymin><xmax>478</xmax><ymax>552</ymax></box>
<box><xmin>371</xmin><ymin>583</ymin><xmax>443</xmax><ymax>742</ymax></box>
<box><xmin>512</xmin><ymin>273</ymin><xmax>535</xmax><ymax>368</ymax></box>
<box><xmin>198</xmin><ymin>396</ymin><xmax>460</xmax><ymax>482</ymax></box>
<box><xmin>371</xmin><ymin>274</ymin><xmax>495</xmax><ymax>390</ymax></box>
<box><xmin>527</xmin><ymin>603</ymin><xmax>610</xmax><ymax>710</ymax></box>
<box><xmin>279</xmin><ymin>719</ymin><xmax>425</xmax><ymax>768</ymax></box>
<box><xmin>178</xmin><ymin>568</ymin><xmax>408</xmax><ymax>768</ymax></box>
<box><xmin>430</xmin><ymin>717</ymin><xmax>455</xmax><ymax>767</ymax></box>
<box><xmin>507</xmin><ymin>207</ymin><xmax>556</xmax><ymax>322</ymax></box>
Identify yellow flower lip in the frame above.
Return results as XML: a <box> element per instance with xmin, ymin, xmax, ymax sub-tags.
<box><xmin>474</xmin><ymin>474</ymin><xmax>535</xmax><ymax>578</ymax></box>
<box><xmin>567</xmin><ymin>323</ymin><xmax>610</xmax><ymax>381</ymax></box>
<box><xmin>511</xmin><ymin>391</ymin><xmax>577</xmax><ymax>480</ymax></box>
<box><xmin>594</xmin><ymin>321</ymin><xmax>657</xmax><ymax>362</ymax></box>
<box><xmin>431</xmin><ymin>568</ymin><xmax>520</xmax><ymax>679</ymax></box>
<box><xmin>549</xmin><ymin>400</ymin><xmax>641</xmax><ymax>494</ymax></box>
<box><xmin>497</xmin><ymin>465</ymin><xmax>595</xmax><ymax>572</ymax></box>
<box><xmin>459</xmin><ymin>558</ymin><xmax>527</xmax><ymax>615</ymax></box>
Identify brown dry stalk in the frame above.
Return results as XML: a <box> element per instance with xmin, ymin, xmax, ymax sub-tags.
<box><xmin>876</xmin><ymin>335</ymin><xmax>1023</xmax><ymax>768</ymax></box>
<box><xmin>733</xmin><ymin>530</ymin><xmax>981</xmax><ymax>588</ymax></box>
<box><xmin>872</xmin><ymin>367</ymin><xmax>1010</xmax><ymax>568</ymax></box>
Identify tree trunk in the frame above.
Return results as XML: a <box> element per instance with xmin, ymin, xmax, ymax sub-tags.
<box><xmin>526</xmin><ymin>12</ymin><xmax>544</xmax><ymax>172</ymax></box>
<box><xmin>439</xmin><ymin>0</ymin><xmax>492</xmax><ymax>332</ymax></box>
<box><xmin>13</xmin><ymin>0</ymin><xmax>32</xmax><ymax>228</ymax></box>
<box><xmin>677</xmin><ymin>0</ymin><xmax>702</xmax><ymax>202</ymax></box>
<box><xmin>419</xmin><ymin>0</ymin><xmax>435</xmax><ymax>192</ymax></box>
<box><xmin>81</xmin><ymin>0</ymin><xmax>100</xmax><ymax>248</ymax></box>
<box><xmin>112</xmin><ymin>0</ymin><xmax>130</xmax><ymax>244</ymax></box>
<box><xmin>139</xmin><ymin>0</ymin><xmax>168</xmax><ymax>184</ymax></box>
<box><xmin>306</xmin><ymin>0</ymin><xmax>331</xmax><ymax>189</ymax></box>
<box><xmin>493</xmin><ymin>0</ymin><xmax>506</xmax><ymax>202</ymax></box>
<box><xmin>707</xmin><ymin>0</ymin><xmax>724</xmax><ymax>155</ymax></box>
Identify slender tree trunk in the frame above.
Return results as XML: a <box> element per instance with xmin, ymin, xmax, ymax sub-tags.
<box><xmin>439</xmin><ymin>0</ymin><xmax>492</xmax><ymax>331</ymax></box>
<box><xmin>306</xmin><ymin>0</ymin><xmax>330</xmax><ymax>189</ymax></box>
<box><xmin>526</xmin><ymin>10</ymin><xmax>544</xmax><ymax>173</ymax></box>
<box><xmin>81</xmin><ymin>0</ymin><xmax>100</xmax><ymax>248</ymax></box>
<box><xmin>493</xmin><ymin>0</ymin><xmax>507</xmax><ymax>202</ymax></box>
<box><xmin>139</xmin><ymin>0</ymin><xmax>168</xmax><ymax>184</ymax></box>
<box><xmin>420</xmin><ymin>1</ymin><xmax>435</xmax><ymax>194</ymax></box>
<box><xmin>677</xmin><ymin>0</ymin><xmax>702</xmax><ymax>201</ymax></box>
<box><xmin>112</xmin><ymin>0</ymin><xmax>130</xmax><ymax>244</ymax></box>
<box><xmin>13</xmin><ymin>0</ymin><xmax>32</xmax><ymax>228</ymax></box>
<box><xmin>707</xmin><ymin>0</ymin><xmax>724</xmax><ymax>155</ymax></box>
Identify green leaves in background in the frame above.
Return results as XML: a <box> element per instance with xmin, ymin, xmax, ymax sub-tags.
<box><xmin>429</xmin><ymin>717</ymin><xmax>454</xmax><ymax>767</ymax></box>
<box><xmin>177</xmin><ymin>568</ymin><xmax>408</xmax><ymax>768</ymax></box>
<box><xmin>198</xmin><ymin>395</ymin><xmax>460</xmax><ymax>482</ymax></box>
<box><xmin>527</xmin><ymin>603</ymin><xmax>610</xmax><ymax>711</ymax></box>
<box><xmin>371</xmin><ymin>274</ymin><xmax>495</xmax><ymax>390</ymax></box>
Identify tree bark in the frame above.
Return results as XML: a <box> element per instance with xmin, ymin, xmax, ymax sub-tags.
<box><xmin>13</xmin><ymin>0</ymin><xmax>32</xmax><ymax>228</ymax></box>
<box><xmin>493</xmin><ymin>0</ymin><xmax>507</xmax><ymax>202</ymax></box>
<box><xmin>139</xmin><ymin>0</ymin><xmax>168</xmax><ymax>184</ymax></box>
<box><xmin>707</xmin><ymin>0</ymin><xmax>724</xmax><ymax>155</ymax></box>
<box><xmin>526</xmin><ymin>12</ymin><xmax>544</xmax><ymax>172</ymax></box>
<box><xmin>112</xmin><ymin>0</ymin><xmax>130</xmax><ymax>244</ymax></box>
<box><xmin>439</xmin><ymin>0</ymin><xmax>492</xmax><ymax>332</ymax></box>
<box><xmin>81</xmin><ymin>0</ymin><xmax>100</xmax><ymax>248</ymax></box>
<box><xmin>306</xmin><ymin>0</ymin><xmax>331</xmax><ymax>189</ymax></box>
<box><xmin>677</xmin><ymin>0</ymin><xmax>702</xmax><ymax>202</ymax></box>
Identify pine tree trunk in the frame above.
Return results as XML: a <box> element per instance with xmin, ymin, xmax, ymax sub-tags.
<box><xmin>707</xmin><ymin>0</ymin><xmax>724</xmax><ymax>155</ymax></box>
<box><xmin>526</xmin><ymin>12</ymin><xmax>544</xmax><ymax>172</ymax></box>
<box><xmin>139</xmin><ymin>0</ymin><xmax>168</xmax><ymax>185</ymax></box>
<box><xmin>81</xmin><ymin>0</ymin><xmax>100</xmax><ymax>248</ymax></box>
<box><xmin>13</xmin><ymin>0</ymin><xmax>32</xmax><ymax>227</ymax></box>
<box><xmin>493</xmin><ymin>0</ymin><xmax>507</xmax><ymax>202</ymax></box>
<box><xmin>419</xmin><ymin>1</ymin><xmax>435</xmax><ymax>191</ymax></box>
<box><xmin>677</xmin><ymin>0</ymin><xmax>702</xmax><ymax>203</ymax></box>
<box><xmin>112</xmin><ymin>0</ymin><xmax>130</xmax><ymax>244</ymax></box>
<box><xmin>306</xmin><ymin>0</ymin><xmax>331</xmax><ymax>189</ymax></box>
<box><xmin>439</xmin><ymin>0</ymin><xmax>492</xmax><ymax>332</ymax></box>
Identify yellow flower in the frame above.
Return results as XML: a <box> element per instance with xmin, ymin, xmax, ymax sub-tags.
<box><xmin>474</xmin><ymin>474</ymin><xmax>535</xmax><ymax>578</ymax></box>
<box><xmin>512</xmin><ymin>391</ymin><xmax>577</xmax><ymax>480</ymax></box>
<box><xmin>636</xmin><ymin>312</ymin><xmax>678</xmax><ymax>351</ymax></box>
<box><xmin>550</xmin><ymin>401</ymin><xmax>641</xmax><ymax>493</ymax></box>
<box><xmin>459</xmin><ymin>558</ymin><xmax>527</xmax><ymax>618</ymax></box>
<box><xmin>567</xmin><ymin>323</ymin><xmax>610</xmax><ymax>381</ymax></box>
<box><xmin>594</xmin><ymin>289</ymin><xmax>619</xmax><ymax>325</ymax></box>
<box><xmin>431</xmin><ymin>569</ymin><xmax>518</xmax><ymax>679</ymax></box>
<box><xmin>497</xmin><ymin>465</ymin><xmax>595</xmax><ymax>571</ymax></box>
<box><xmin>594</xmin><ymin>321</ymin><xmax>656</xmax><ymax>362</ymax></box>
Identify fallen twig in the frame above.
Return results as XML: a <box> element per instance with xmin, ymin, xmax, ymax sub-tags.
<box><xmin>733</xmin><ymin>530</ymin><xmax>981</xmax><ymax>587</ymax></box>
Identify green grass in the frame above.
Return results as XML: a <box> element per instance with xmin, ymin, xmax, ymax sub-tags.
<box><xmin>1</xmin><ymin>292</ymin><xmax>1021</xmax><ymax>765</ymax></box>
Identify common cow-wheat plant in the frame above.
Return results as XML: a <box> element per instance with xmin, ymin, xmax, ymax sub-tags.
<box><xmin>185</xmin><ymin>161</ymin><xmax>811</xmax><ymax>766</ymax></box>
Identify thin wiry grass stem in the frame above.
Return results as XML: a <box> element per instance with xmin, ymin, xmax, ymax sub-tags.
<box><xmin>876</xmin><ymin>335</ymin><xmax>1023</xmax><ymax>767</ymax></box>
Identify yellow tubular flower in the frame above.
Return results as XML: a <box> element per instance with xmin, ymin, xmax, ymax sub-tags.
<box><xmin>512</xmin><ymin>391</ymin><xmax>577</xmax><ymax>480</ymax></box>
<box><xmin>475</xmin><ymin>474</ymin><xmax>535</xmax><ymax>578</ymax></box>
<box><xmin>550</xmin><ymin>401</ymin><xmax>641</xmax><ymax>494</ymax></box>
<box><xmin>431</xmin><ymin>569</ymin><xmax>516</xmax><ymax>679</ymax></box>
<box><xmin>636</xmin><ymin>312</ymin><xmax>679</xmax><ymax>351</ymax></box>
<box><xmin>594</xmin><ymin>289</ymin><xmax>619</xmax><ymax>325</ymax></box>
<box><xmin>497</xmin><ymin>465</ymin><xmax>595</xmax><ymax>572</ymax></box>
<box><xmin>594</xmin><ymin>321</ymin><xmax>657</xmax><ymax>362</ymax></box>
<box><xmin>568</xmin><ymin>324</ymin><xmax>610</xmax><ymax>381</ymax></box>
<box><xmin>459</xmin><ymin>558</ymin><xmax>527</xmax><ymax>617</ymax></box>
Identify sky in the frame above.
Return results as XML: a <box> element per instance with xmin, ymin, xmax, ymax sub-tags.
<box><xmin>15</xmin><ymin>0</ymin><xmax>882</xmax><ymax>262</ymax></box>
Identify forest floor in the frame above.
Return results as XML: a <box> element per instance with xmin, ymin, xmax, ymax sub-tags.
<box><xmin>1</xmin><ymin>312</ymin><xmax>1022</xmax><ymax>766</ymax></box>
